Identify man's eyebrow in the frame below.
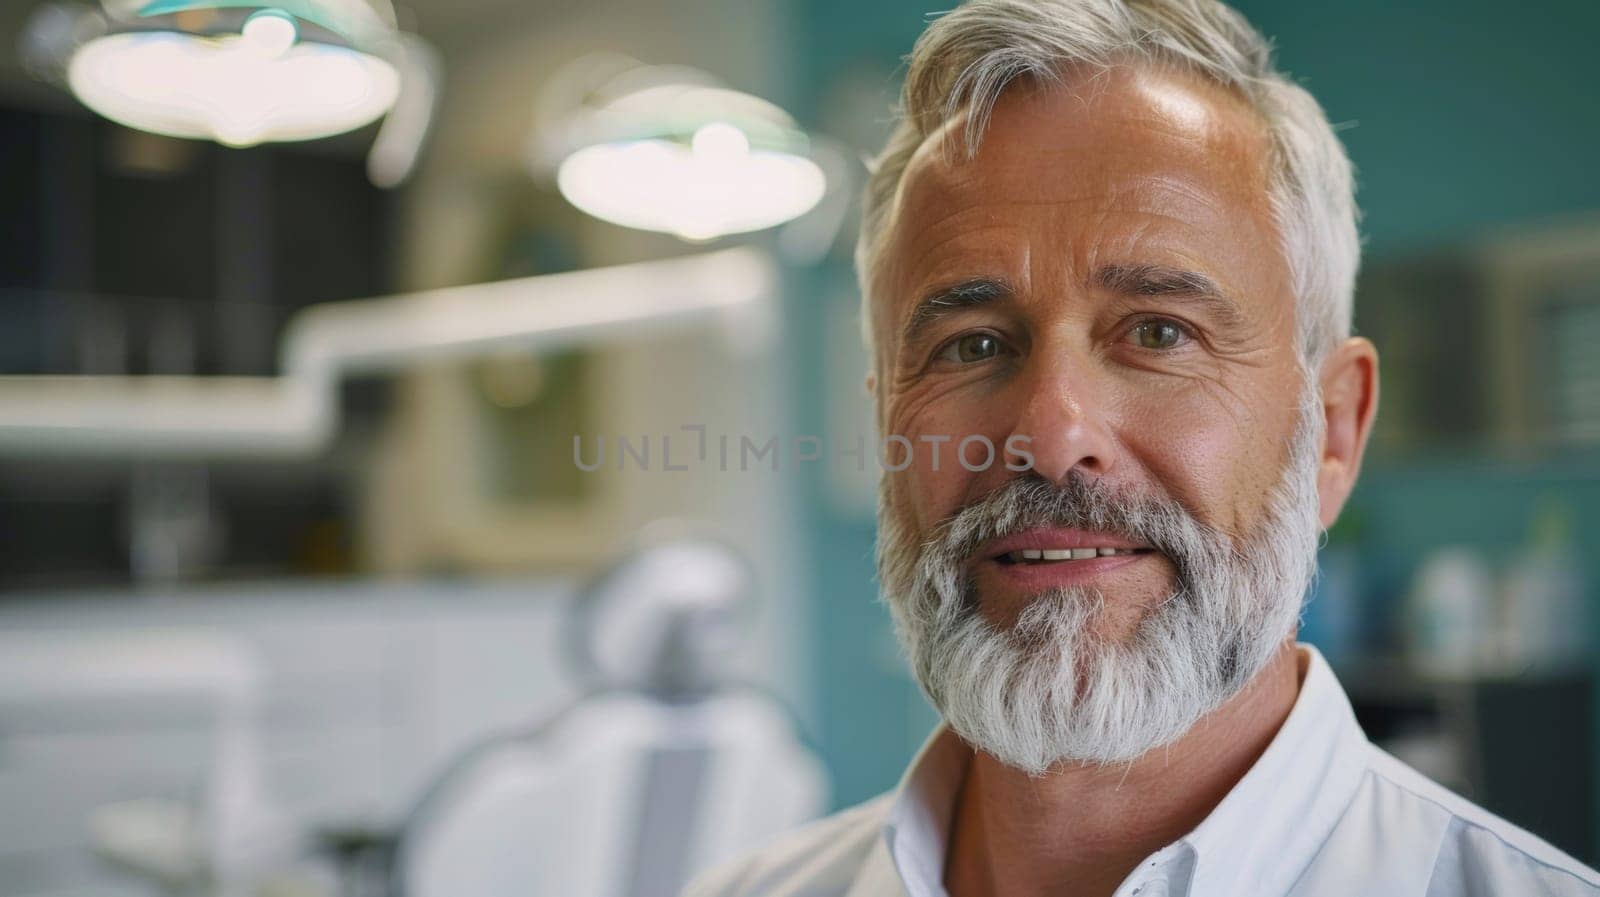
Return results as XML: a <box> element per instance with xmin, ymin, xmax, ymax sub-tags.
<box><xmin>901</xmin><ymin>278</ymin><xmax>1015</xmax><ymax>347</ymax></box>
<box><xmin>1096</xmin><ymin>263</ymin><xmax>1248</xmax><ymax>328</ymax></box>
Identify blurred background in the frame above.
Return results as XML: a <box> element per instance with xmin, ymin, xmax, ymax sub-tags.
<box><xmin>1</xmin><ymin>1</ymin><xmax>1598</xmax><ymax>895</ymax></box>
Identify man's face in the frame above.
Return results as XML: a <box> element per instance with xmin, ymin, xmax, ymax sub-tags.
<box><xmin>874</xmin><ymin>65</ymin><xmax>1303</xmax><ymax>640</ymax></box>
<box><xmin>864</xmin><ymin>64</ymin><xmax>1366</xmax><ymax>771</ymax></box>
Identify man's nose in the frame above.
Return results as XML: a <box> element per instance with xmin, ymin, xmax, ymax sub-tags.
<box><xmin>1005</xmin><ymin>354</ymin><xmax>1117</xmax><ymax>484</ymax></box>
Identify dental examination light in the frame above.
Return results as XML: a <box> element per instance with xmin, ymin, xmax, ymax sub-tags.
<box><xmin>533</xmin><ymin>59</ymin><xmax>827</xmax><ymax>242</ymax></box>
<box><xmin>20</xmin><ymin>0</ymin><xmax>438</xmax><ymax>185</ymax></box>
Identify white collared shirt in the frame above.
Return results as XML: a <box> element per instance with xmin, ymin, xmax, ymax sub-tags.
<box><xmin>684</xmin><ymin>645</ymin><xmax>1600</xmax><ymax>897</ymax></box>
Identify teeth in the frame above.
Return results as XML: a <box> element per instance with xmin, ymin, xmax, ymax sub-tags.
<box><xmin>1004</xmin><ymin>548</ymin><xmax>1141</xmax><ymax>563</ymax></box>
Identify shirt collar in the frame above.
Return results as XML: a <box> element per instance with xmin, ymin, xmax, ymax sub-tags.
<box><xmin>1182</xmin><ymin>643</ymin><xmax>1370</xmax><ymax>895</ymax></box>
<box><xmin>881</xmin><ymin>719</ymin><xmax>972</xmax><ymax>897</ymax></box>
<box><xmin>868</xmin><ymin>643</ymin><xmax>1370</xmax><ymax>897</ymax></box>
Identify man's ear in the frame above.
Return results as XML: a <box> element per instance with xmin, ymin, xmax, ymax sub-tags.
<box><xmin>864</xmin><ymin>371</ymin><xmax>877</xmax><ymax>397</ymax></box>
<box><xmin>1316</xmin><ymin>337</ymin><xmax>1379</xmax><ymax>528</ymax></box>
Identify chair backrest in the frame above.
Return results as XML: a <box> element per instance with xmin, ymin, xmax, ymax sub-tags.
<box><xmin>400</xmin><ymin>689</ymin><xmax>827</xmax><ymax>897</ymax></box>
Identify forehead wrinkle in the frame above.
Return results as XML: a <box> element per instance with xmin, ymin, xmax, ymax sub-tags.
<box><xmin>889</xmin><ymin>176</ymin><xmax>1126</xmax><ymax>284</ymax></box>
<box><xmin>891</xmin><ymin>192</ymin><xmax>1111</xmax><ymax>296</ymax></box>
<box><xmin>887</xmin><ymin>223</ymin><xmax>1019</xmax><ymax>329</ymax></box>
<box><xmin>900</xmin><ymin>169</ymin><xmax>1267</xmax><ymax>275</ymax></box>
<box><xmin>899</xmin><ymin>200</ymin><xmax>1262</xmax><ymax>310</ymax></box>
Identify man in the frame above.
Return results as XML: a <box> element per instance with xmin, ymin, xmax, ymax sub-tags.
<box><xmin>687</xmin><ymin>1</ymin><xmax>1600</xmax><ymax>896</ymax></box>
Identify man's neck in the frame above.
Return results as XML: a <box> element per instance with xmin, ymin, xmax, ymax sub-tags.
<box><xmin>943</xmin><ymin>640</ymin><xmax>1306</xmax><ymax>897</ymax></box>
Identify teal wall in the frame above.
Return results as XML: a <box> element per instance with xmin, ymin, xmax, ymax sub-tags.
<box><xmin>1230</xmin><ymin>0</ymin><xmax>1600</xmax><ymax>250</ymax></box>
<box><xmin>778</xmin><ymin>0</ymin><xmax>1600</xmax><ymax>811</ymax></box>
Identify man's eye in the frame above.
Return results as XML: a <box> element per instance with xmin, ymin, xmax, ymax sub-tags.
<box><xmin>1130</xmin><ymin>319</ymin><xmax>1188</xmax><ymax>350</ymax></box>
<box><xmin>936</xmin><ymin>333</ymin><xmax>1003</xmax><ymax>364</ymax></box>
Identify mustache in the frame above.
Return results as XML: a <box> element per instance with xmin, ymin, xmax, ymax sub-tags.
<box><xmin>932</xmin><ymin>471</ymin><xmax>1214</xmax><ymax>570</ymax></box>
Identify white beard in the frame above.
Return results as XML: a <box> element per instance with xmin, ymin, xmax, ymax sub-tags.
<box><xmin>875</xmin><ymin>388</ymin><xmax>1325</xmax><ymax>774</ymax></box>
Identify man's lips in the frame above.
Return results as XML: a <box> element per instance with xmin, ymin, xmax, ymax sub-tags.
<box><xmin>966</xmin><ymin>524</ymin><xmax>1158</xmax><ymax>588</ymax></box>
<box><xmin>974</xmin><ymin>528</ymin><xmax>1158</xmax><ymax>589</ymax></box>
<box><xmin>982</xmin><ymin>527</ymin><xmax>1151</xmax><ymax>561</ymax></box>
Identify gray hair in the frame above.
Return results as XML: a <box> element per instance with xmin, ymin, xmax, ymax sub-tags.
<box><xmin>856</xmin><ymin>0</ymin><xmax>1359</xmax><ymax>367</ymax></box>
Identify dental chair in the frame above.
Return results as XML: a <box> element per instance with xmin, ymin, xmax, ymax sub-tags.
<box><xmin>393</xmin><ymin>533</ymin><xmax>828</xmax><ymax>897</ymax></box>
